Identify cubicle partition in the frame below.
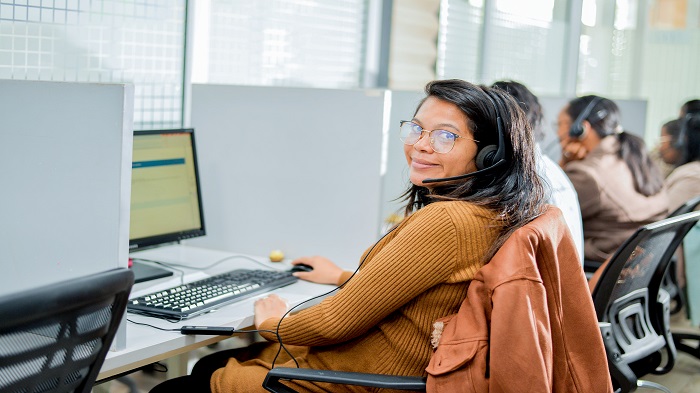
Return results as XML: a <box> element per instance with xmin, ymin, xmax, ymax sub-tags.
<box><xmin>0</xmin><ymin>80</ymin><xmax>134</xmax><ymax>348</ymax></box>
<box><xmin>189</xmin><ymin>84</ymin><xmax>387</xmax><ymax>270</ymax></box>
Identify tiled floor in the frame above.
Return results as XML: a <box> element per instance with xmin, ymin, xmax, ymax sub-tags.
<box><xmin>95</xmin><ymin>313</ymin><xmax>700</xmax><ymax>393</ymax></box>
<box><xmin>642</xmin><ymin>311</ymin><xmax>700</xmax><ymax>392</ymax></box>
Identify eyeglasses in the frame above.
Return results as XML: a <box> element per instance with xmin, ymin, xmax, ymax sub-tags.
<box><xmin>399</xmin><ymin>120</ymin><xmax>478</xmax><ymax>154</ymax></box>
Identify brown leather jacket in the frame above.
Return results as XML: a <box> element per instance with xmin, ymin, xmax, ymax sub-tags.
<box><xmin>425</xmin><ymin>207</ymin><xmax>613</xmax><ymax>392</ymax></box>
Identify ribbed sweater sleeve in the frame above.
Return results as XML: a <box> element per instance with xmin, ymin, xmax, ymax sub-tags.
<box><xmin>259</xmin><ymin>202</ymin><xmax>493</xmax><ymax>346</ymax></box>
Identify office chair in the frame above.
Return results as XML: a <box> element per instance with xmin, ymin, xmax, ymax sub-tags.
<box><xmin>661</xmin><ymin>195</ymin><xmax>700</xmax><ymax>314</ymax></box>
<box><xmin>264</xmin><ymin>207</ymin><xmax>606</xmax><ymax>393</ymax></box>
<box><xmin>591</xmin><ymin>211</ymin><xmax>700</xmax><ymax>393</ymax></box>
<box><xmin>666</xmin><ymin>196</ymin><xmax>700</xmax><ymax>363</ymax></box>
<box><xmin>0</xmin><ymin>268</ymin><xmax>134</xmax><ymax>393</ymax></box>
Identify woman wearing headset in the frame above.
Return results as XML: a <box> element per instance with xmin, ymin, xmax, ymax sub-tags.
<box><xmin>556</xmin><ymin>95</ymin><xmax>668</xmax><ymax>265</ymax></box>
<box><xmin>151</xmin><ymin>81</ymin><xmax>610</xmax><ymax>392</ymax></box>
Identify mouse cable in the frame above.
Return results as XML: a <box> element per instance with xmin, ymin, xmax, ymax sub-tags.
<box><xmin>134</xmin><ymin>254</ymin><xmax>286</xmax><ymax>283</ymax></box>
<box><xmin>270</xmin><ymin>224</ymin><xmax>400</xmax><ymax>368</ymax></box>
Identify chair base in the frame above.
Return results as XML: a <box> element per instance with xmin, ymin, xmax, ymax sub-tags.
<box><xmin>673</xmin><ymin>331</ymin><xmax>700</xmax><ymax>361</ymax></box>
<box><xmin>637</xmin><ymin>379</ymin><xmax>671</xmax><ymax>393</ymax></box>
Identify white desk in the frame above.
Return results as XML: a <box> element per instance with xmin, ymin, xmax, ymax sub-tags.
<box><xmin>97</xmin><ymin>245</ymin><xmax>334</xmax><ymax>381</ymax></box>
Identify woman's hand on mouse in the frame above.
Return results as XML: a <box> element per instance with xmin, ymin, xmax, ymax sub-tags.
<box><xmin>291</xmin><ymin>256</ymin><xmax>344</xmax><ymax>284</ymax></box>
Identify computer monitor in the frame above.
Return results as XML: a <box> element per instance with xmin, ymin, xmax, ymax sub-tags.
<box><xmin>129</xmin><ymin>128</ymin><xmax>206</xmax><ymax>281</ymax></box>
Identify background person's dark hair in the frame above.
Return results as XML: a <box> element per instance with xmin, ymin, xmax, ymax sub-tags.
<box><xmin>566</xmin><ymin>95</ymin><xmax>664</xmax><ymax>197</ymax></box>
<box><xmin>662</xmin><ymin>118</ymin><xmax>683</xmax><ymax>143</ymax></box>
<box><xmin>680</xmin><ymin>99</ymin><xmax>700</xmax><ymax>116</ymax></box>
<box><xmin>401</xmin><ymin>79</ymin><xmax>547</xmax><ymax>261</ymax></box>
<box><xmin>678</xmin><ymin>114</ymin><xmax>700</xmax><ymax>165</ymax></box>
<box><xmin>491</xmin><ymin>80</ymin><xmax>545</xmax><ymax>141</ymax></box>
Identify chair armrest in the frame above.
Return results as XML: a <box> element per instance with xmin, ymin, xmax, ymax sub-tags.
<box><xmin>263</xmin><ymin>367</ymin><xmax>426</xmax><ymax>393</ymax></box>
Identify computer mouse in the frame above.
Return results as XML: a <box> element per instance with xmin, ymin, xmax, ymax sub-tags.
<box><xmin>290</xmin><ymin>264</ymin><xmax>314</xmax><ymax>273</ymax></box>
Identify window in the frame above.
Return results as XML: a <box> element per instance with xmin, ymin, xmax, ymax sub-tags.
<box><xmin>0</xmin><ymin>0</ymin><xmax>187</xmax><ymax>130</ymax></box>
<box><xmin>192</xmin><ymin>0</ymin><xmax>369</xmax><ymax>88</ymax></box>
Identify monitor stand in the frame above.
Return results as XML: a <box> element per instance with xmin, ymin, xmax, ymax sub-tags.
<box><xmin>130</xmin><ymin>259</ymin><xmax>174</xmax><ymax>283</ymax></box>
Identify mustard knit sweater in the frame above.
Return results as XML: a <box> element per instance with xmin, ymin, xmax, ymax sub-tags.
<box><xmin>211</xmin><ymin>201</ymin><xmax>499</xmax><ymax>393</ymax></box>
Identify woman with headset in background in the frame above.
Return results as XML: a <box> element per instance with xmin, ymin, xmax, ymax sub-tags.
<box><xmin>150</xmin><ymin>80</ymin><xmax>611</xmax><ymax>392</ymax></box>
<box><xmin>666</xmin><ymin>99</ymin><xmax>700</xmax><ymax>210</ymax></box>
<box><xmin>556</xmin><ymin>95</ymin><xmax>668</xmax><ymax>266</ymax></box>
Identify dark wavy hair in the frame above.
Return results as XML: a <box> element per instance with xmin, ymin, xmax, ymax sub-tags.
<box><xmin>566</xmin><ymin>95</ymin><xmax>664</xmax><ymax>197</ymax></box>
<box><xmin>401</xmin><ymin>79</ymin><xmax>547</xmax><ymax>261</ymax></box>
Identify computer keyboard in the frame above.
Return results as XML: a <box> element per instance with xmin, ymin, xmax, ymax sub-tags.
<box><xmin>127</xmin><ymin>268</ymin><xmax>298</xmax><ymax>320</ymax></box>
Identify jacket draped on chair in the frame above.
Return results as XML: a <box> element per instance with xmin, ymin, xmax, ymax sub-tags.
<box><xmin>426</xmin><ymin>207</ymin><xmax>613</xmax><ymax>393</ymax></box>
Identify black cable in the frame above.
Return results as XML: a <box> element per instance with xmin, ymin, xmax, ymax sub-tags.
<box><xmin>127</xmin><ymin>318</ymin><xmax>182</xmax><ymax>331</ymax></box>
<box><xmin>135</xmin><ymin>254</ymin><xmax>285</xmax><ymax>273</ymax></box>
<box><xmin>269</xmin><ymin>225</ymin><xmax>399</xmax><ymax>368</ymax></box>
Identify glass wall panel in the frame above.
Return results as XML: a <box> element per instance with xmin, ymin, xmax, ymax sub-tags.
<box><xmin>0</xmin><ymin>0</ymin><xmax>187</xmax><ymax>130</ymax></box>
<box><xmin>193</xmin><ymin>0</ymin><xmax>368</xmax><ymax>88</ymax></box>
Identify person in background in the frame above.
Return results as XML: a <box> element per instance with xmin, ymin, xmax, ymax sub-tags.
<box><xmin>666</xmin><ymin>113</ymin><xmax>700</xmax><ymax>211</ymax></box>
<box><xmin>491</xmin><ymin>80</ymin><xmax>584</xmax><ymax>264</ymax></box>
<box><xmin>657</xmin><ymin>118</ymin><xmax>684</xmax><ymax>168</ymax></box>
<box><xmin>556</xmin><ymin>95</ymin><xmax>668</xmax><ymax>266</ymax></box>
<box><xmin>665</xmin><ymin>112</ymin><xmax>700</xmax><ymax>327</ymax></box>
<box><xmin>680</xmin><ymin>99</ymin><xmax>700</xmax><ymax>117</ymax></box>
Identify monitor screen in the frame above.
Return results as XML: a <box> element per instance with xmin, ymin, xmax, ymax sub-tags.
<box><xmin>129</xmin><ymin>128</ymin><xmax>205</xmax><ymax>250</ymax></box>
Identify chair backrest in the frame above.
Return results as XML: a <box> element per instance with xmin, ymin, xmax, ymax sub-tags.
<box><xmin>591</xmin><ymin>211</ymin><xmax>700</xmax><ymax>392</ymax></box>
<box><xmin>0</xmin><ymin>268</ymin><xmax>134</xmax><ymax>393</ymax></box>
<box><xmin>660</xmin><ymin>194</ymin><xmax>700</xmax><ymax>312</ymax></box>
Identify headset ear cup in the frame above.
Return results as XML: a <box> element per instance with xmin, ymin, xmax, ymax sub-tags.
<box><xmin>475</xmin><ymin>145</ymin><xmax>498</xmax><ymax>170</ymax></box>
<box><xmin>569</xmin><ymin>121</ymin><xmax>585</xmax><ymax>139</ymax></box>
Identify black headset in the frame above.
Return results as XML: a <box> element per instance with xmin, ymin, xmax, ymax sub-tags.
<box><xmin>569</xmin><ymin>96</ymin><xmax>605</xmax><ymax>139</ymax></box>
<box><xmin>476</xmin><ymin>92</ymin><xmax>506</xmax><ymax>170</ymax></box>
<box><xmin>422</xmin><ymin>91</ymin><xmax>507</xmax><ymax>184</ymax></box>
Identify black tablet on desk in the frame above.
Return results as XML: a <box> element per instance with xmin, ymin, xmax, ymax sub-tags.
<box><xmin>130</xmin><ymin>260</ymin><xmax>173</xmax><ymax>283</ymax></box>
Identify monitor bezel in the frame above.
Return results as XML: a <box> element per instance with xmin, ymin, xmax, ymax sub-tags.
<box><xmin>129</xmin><ymin>128</ymin><xmax>206</xmax><ymax>251</ymax></box>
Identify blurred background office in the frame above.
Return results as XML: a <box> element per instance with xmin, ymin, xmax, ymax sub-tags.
<box><xmin>1</xmin><ymin>0</ymin><xmax>698</xmax><ymax>143</ymax></box>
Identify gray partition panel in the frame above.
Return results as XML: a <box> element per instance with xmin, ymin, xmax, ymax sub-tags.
<box><xmin>0</xmin><ymin>80</ymin><xmax>133</xmax><ymax>348</ymax></box>
<box><xmin>189</xmin><ymin>85</ymin><xmax>386</xmax><ymax>269</ymax></box>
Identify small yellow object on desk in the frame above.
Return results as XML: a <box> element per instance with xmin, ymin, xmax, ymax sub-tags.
<box><xmin>269</xmin><ymin>250</ymin><xmax>285</xmax><ymax>262</ymax></box>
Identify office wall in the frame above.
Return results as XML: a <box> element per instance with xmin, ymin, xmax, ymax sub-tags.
<box><xmin>189</xmin><ymin>84</ymin><xmax>387</xmax><ymax>269</ymax></box>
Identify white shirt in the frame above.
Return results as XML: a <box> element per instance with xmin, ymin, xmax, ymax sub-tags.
<box><xmin>536</xmin><ymin>146</ymin><xmax>585</xmax><ymax>265</ymax></box>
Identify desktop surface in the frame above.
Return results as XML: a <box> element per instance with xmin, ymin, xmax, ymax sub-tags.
<box><xmin>99</xmin><ymin>245</ymin><xmax>333</xmax><ymax>381</ymax></box>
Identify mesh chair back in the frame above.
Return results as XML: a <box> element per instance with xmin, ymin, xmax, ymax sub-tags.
<box><xmin>592</xmin><ymin>211</ymin><xmax>700</xmax><ymax>392</ymax></box>
<box><xmin>0</xmin><ymin>268</ymin><xmax>134</xmax><ymax>393</ymax></box>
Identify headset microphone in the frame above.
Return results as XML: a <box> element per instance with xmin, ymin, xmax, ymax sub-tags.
<box><xmin>422</xmin><ymin>91</ymin><xmax>508</xmax><ymax>185</ymax></box>
<box><xmin>421</xmin><ymin>158</ymin><xmax>506</xmax><ymax>184</ymax></box>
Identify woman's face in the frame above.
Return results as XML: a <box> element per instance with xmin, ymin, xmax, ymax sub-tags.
<box><xmin>658</xmin><ymin>126</ymin><xmax>681</xmax><ymax>165</ymax></box>
<box><xmin>556</xmin><ymin>107</ymin><xmax>574</xmax><ymax>147</ymax></box>
<box><xmin>403</xmin><ymin>96</ymin><xmax>479</xmax><ymax>187</ymax></box>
